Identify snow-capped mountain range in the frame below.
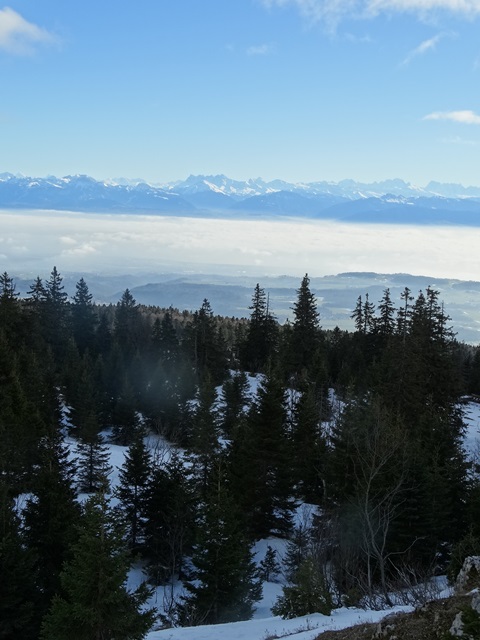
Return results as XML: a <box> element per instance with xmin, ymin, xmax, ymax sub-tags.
<box><xmin>2</xmin><ymin>172</ymin><xmax>480</xmax><ymax>224</ymax></box>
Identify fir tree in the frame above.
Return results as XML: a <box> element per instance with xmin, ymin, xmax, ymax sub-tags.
<box><xmin>72</xmin><ymin>277</ymin><xmax>97</xmax><ymax>353</ymax></box>
<box><xmin>144</xmin><ymin>452</ymin><xmax>195</xmax><ymax>584</ymax></box>
<box><xmin>23</xmin><ymin>430</ymin><xmax>81</xmax><ymax>612</ymax></box>
<box><xmin>0</xmin><ymin>482</ymin><xmax>39</xmax><ymax>639</ymax></box>
<box><xmin>180</xmin><ymin>461</ymin><xmax>262</xmax><ymax>625</ymax></box>
<box><xmin>243</xmin><ymin>373</ymin><xmax>294</xmax><ymax>538</ymax></box>
<box><xmin>220</xmin><ymin>370</ymin><xmax>251</xmax><ymax>437</ymax></box>
<box><xmin>41</xmin><ymin>494</ymin><xmax>156</xmax><ymax>640</ymax></box>
<box><xmin>258</xmin><ymin>545</ymin><xmax>281</xmax><ymax>582</ymax></box>
<box><xmin>241</xmin><ymin>284</ymin><xmax>278</xmax><ymax>372</ymax></box>
<box><xmin>115</xmin><ymin>432</ymin><xmax>152</xmax><ymax>550</ymax></box>
<box><xmin>289</xmin><ymin>274</ymin><xmax>321</xmax><ymax>374</ymax></box>
<box><xmin>189</xmin><ymin>372</ymin><xmax>221</xmax><ymax>495</ymax></box>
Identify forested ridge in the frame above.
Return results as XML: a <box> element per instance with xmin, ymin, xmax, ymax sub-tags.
<box><xmin>1</xmin><ymin>267</ymin><xmax>480</xmax><ymax>638</ymax></box>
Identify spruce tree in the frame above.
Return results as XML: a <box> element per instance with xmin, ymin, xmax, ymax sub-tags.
<box><xmin>23</xmin><ymin>429</ymin><xmax>81</xmax><ymax>612</ymax></box>
<box><xmin>0</xmin><ymin>482</ymin><xmax>39</xmax><ymax>639</ymax></box>
<box><xmin>72</xmin><ymin>277</ymin><xmax>97</xmax><ymax>354</ymax></box>
<box><xmin>115</xmin><ymin>432</ymin><xmax>152</xmax><ymax>550</ymax></box>
<box><xmin>241</xmin><ymin>284</ymin><xmax>278</xmax><ymax>372</ymax></box>
<box><xmin>41</xmin><ymin>494</ymin><xmax>156</xmax><ymax>640</ymax></box>
<box><xmin>220</xmin><ymin>370</ymin><xmax>251</xmax><ymax>437</ymax></box>
<box><xmin>143</xmin><ymin>452</ymin><xmax>195</xmax><ymax>585</ymax></box>
<box><xmin>290</xmin><ymin>274</ymin><xmax>321</xmax><ymax>374</ymax></box>
<box><xmin>244</xmin><ymin>373</ymin><xmax>294</xmax><ymax>538</ymax></box>
<box><xmin>180</xmin><ymin>461</ymin><xmax>262</xmax><ymax>625</ymax></box>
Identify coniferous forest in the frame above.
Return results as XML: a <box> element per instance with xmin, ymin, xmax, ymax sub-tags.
<box><xmin>2</xmin><ymin>267</ymin><xmax>480</xmax><ymax>638</ymax></box>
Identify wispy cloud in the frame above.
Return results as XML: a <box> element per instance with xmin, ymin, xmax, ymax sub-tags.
<box><xmin>260</xmin><ymin>0</ymin><xmax>480</xmax><ymax>28</ymax></box>
<box><xmin>441</xmin><ymin>135</ymin><xmax>479</xmax><ymax>145</ymax></box>
<box><xmin>424</xmin><ymin>110</ymin><xmax>480</xmax><ymax>124</ymax></box>
<box><xmin>246</xmin><ymin>43</ymin><xmax>275</xmax><ymax>55</ymax></box>
<box><xmin>401</xmin><ymin>32</ymin><xmax>451</xmax><ymax>66</ymax></box>
<box><xmin>0</xmin><ymin>7</ymin><xmax>57</xmax><ymax>55</ymax></box>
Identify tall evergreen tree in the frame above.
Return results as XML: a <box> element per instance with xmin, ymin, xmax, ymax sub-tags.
<box><xmin>23</xmin><ymin>430</ymin><xmax>81</xmax><ymax>612</ymax></box>
<box><xmin>72</xmin><ymin>277</ymin><xmax>97</xmax><ymax>353</ymax></box>
<box><xmin>144</xmin><ymin>452</ymin><xmax>195</xmax><ymax>585</ymax></box>
<box><xmin>0</xmin><ymin>482</ymin><xmax>39</xmax><ymax>639</ymax></box>
<box><xmin>115</xmin><ymin>432</ymin><xmax>152</xmax><ymax>550</ymax></box>
<box><xmin>180</xmin><ymin>461</ymin><xmax>262</xmax><ymax>626</ymax></box>
<box><xmin>243</xmin><ymin>373</ymin><xmax>294</xmax><ymax>538</ymax></box>
<box><xmin>241</xmin><ymin>284</ymin><xmax>278</xmax><ymax>372</ymax></box>
<box><xmin>289</xmin><ymin>274</ymin><xmax>321</xmax><ymax>374</ymax></box>
<box><xmin>41</xmin><ymin>494</ymin><xmax>156</xmax><ymax>640</ymax></box>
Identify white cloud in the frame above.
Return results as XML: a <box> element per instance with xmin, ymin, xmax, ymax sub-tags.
<box><xmin>424</xmin><ymin>109</ymin><xmax>480</xmax><ymax>124</ymax></box>
<box><xmin>260</xmin><ymin>0</ymin><xmax>480</xmax><ymax>27</ymax></box>
<box><xmin>441</xmin><ymin>135</ymin><xmax>479</xmax><ymax>145</ymax></box>
<box><xmin>401</xmin><ymin>32</ymin><xmax>450</xmax><ymax>65</ymax></box>
<box><xmin>246</xmin><ymin>43</ymin><xmax>275</xmax><ymax>55</ymax></box>
<box><xmin>0</xmin><ymin>7</ymin><xmax>56</xmax><ymax>55</ymax></box>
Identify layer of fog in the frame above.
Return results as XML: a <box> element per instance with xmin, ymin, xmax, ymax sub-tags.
<box><xmin>2</xmin><ymin>209</ymin><xmax>479</xmax><ymax>281</ymax></box>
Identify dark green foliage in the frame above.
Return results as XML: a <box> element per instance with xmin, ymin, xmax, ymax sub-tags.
<box><xmin>240</xmin><ymin>284</ymin><xmax>278</xmax><ymax>372</ymax></box>
<box><xmin>289</xmin><ymin>274</ymin><xmax>321</xmax><ymax>374</ymax></box>
<box><xmin>115</xmin><ymin>433</ymin><xmax>152</xmax><ymax>550</ymax></box>
<box><xmin>179</xmin><ymin>462</ymin><xmax>262</xmax><ymax>625</ymax></box>
<box><xmin>23</xmin><ymin>430</ymin><xmax>81</xmax><ymax>610</ymax></box>
<box><xmin>184</xmin><ymin>299</ymin><xmax>227</xmax><ymax>382</ymax></box>
<box><xmin>220</xmin><ymin>370</ymin><xmax>251</xmax><ymax>437</ymax></box>
<box><xmin>0</xmin><ymin>483</ymin><xmax>39</xmax><ymax>639</ymax></box>
<box><xmin>189</xmin><ymin>372</ymin><xmax>221</xmax><ymax>494</ymax></box>
<box><xmin>259</xmin><ymin>545</ymin><xmax>281</xmax><ymax>582</ymax></box>
<box><xmin>239</xmin><ymin>373</ymin><xmax>294</xmax><ymax>539</ymax></box>
<box><xmin>41</xmin><ymin>494</ymin><xmax>156</xmax><ymax>640</ymax></box>
<box><xmin>291</xmin><ymin>376</ymin><xmax>327</xmax><ymax>504</ymax></box>
<box><xmin>112</xmin><ymin>376</ymin><xmax>142</xmax><ymax>445</ymax></box>
<box><xmin>76</xmin><ymin>435</ymin><xmax>112</xmax><ymax>494</ymax></box>
<box><xmin>143</xmin><ymin>452</ymin><xmax>195</xmax><ymax>584</ymax></box>
<box><xmin>114</xmin><ymin>289</ymin><xmax>143</xmax><ymax>360</ymax></box>
<box><xmin>0</xmin><ymin>267</ymin><xmax>476</xmax><ymax>623</ymax></box>
<box><xmin>71</xmin><ymin>277</ymin><xmax>97</xmax><ymax>353</ymax></box>
<box><xmin>272</xmin><ymin>556</ymin><xmax>333</xmax><ymax>619</ymax></box>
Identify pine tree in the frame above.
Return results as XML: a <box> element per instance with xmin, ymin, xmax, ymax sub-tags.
<box><xmin>258</xmin><ymin>545</ymin><xmax>281</xmax><ymax>582</ymax></box>
<box><xmin>185</xmin><ymin>299</ymin><xmax>226</xmax><ymax>382</ymax></box>
<box><xmin>241</xmin><ymin>284</ymin><xmax>278</xmax><ymax>372</ymax></box>
<box><xmin>377</xmin><ymin>288</ymin><xmax>395</xmax><ymax>337</ymax></box>
<box><xmin>0</xmin><ymin>482</ymin><xmax>39</xmax><ymax>639</ymax></box>
<box><xmin>114</xmin><ymin>289</ymin><xmax>144</xmax><ymax>361</ymax></box>
<box><xmin>351</xmin><ymin>295</ymin><xmax>363</xmax><ymax>333</ymax></box>
<box><xmin>291</xmin><ymin>376</ymin><xmax>327</xmax><ymax>504</ymax></box>
<box><xmin>243</xmin><ymin>373</ymin><xmax>294</xmax><ymax>538</ymax></box>
<box><xmin>189</xmin><ymin>372</ymin><xmax>221</xmax><ymax>495</ymax></box>
<box><xmin>112</xmin><ymin>375</ymin><xmax>141</xmax><ymax>445</ymax></box>
<box><xmin>290</xmin><ymin>274</ymin><xmax>321</xmax><ymax>374</ymax></box>
<box><xmin>143</xmin><ymin>452</ymin><xmax>195</xmax><ymax>585</ymax></box>
<box><xmin>72</xmin><ymin>277</ymin><xmax>97</xmax><ymax>353</ymax></box>
<box><xmin>362</xmin><ymin>293</ymin><xmax>376</xmax><ymax>334</ymax></box>
<box><xmin>41</xmin><ymin>494</ymin><xmax>156</xmax><ymax>640</ymax></box>
<box><xmin>153</xmin><ymin>309</ymin><xmax>179</xmax><ymax>369</ymax></box>
<box><xmin>76</xmin><ymin>433</ymin><xmax>112</xmax><ymax>494</ymax></box>
<box><xmin>272</xmin><ymin>556</ymin><xmax>333</xmax><ymax>618</ymax></box>
<box><xmin>0</xmin><ymin>271</ymin><xmax>22</xmax><ymax>342</ymax></box>
<box><xmin>23</xmin><ymin>430</ymin><xmax>81</xmax><ymax>612</ymax></box>
<box><xmin>43</xmin><ymin>266</ymin><xmax>70</xmax><ymax>362</ymax></box>
<box><xmin>180</xmin><ymin>461</ymin><xmax>262</xmax><ymax>625</ymax></box>
<box><xmin>115</xmin><ymin>432</ymin><xmax>152</xmax><ymax>550</ymax></box>
<box><xmin>220</xmin><ymin>370</ymin><xmax>251</xmax><ymax>437</ymax></box>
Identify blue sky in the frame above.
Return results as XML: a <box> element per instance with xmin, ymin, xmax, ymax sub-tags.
<box><xmin>1</xmin><ymin>0</ymin><xmax>480</xmax><ymax>186</ymax></box>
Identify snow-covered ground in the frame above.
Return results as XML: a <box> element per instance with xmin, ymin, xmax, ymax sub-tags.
<box><xmin>62</xmin><ymin>385</ymin><xmax>477</xmax><ymax>640</ymax></box>
<box><xmin>463</xmin><ymin>399</ymin><xmax>480</xmax><ymax>463</ymax></box>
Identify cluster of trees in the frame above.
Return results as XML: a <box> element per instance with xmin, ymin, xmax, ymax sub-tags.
<box><xmin>1</xmin><ymin>267</ymin><xmax>480</xmax><ymax>637</ymax></box>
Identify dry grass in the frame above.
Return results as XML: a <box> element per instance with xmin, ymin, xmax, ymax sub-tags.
<box><xmin>313</xmin><ymin>594</ymin><xmax>472</xmax><ymax>640</ymax></box>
